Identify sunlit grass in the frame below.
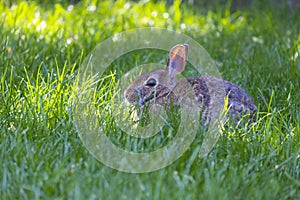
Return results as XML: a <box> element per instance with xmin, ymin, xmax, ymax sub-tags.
<box><xmin>0</xmin><ymin>0</ymin><xmax>299</xmax><ymax>199</ymax></box>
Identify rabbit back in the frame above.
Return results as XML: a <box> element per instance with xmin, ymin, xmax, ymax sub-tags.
<box><xmin>181</xmin><ymin>75</ymin><xmax>257</xmax><ymax>121</ymax></box>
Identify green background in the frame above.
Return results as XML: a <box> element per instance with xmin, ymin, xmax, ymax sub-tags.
<box><xmin>0</xmin><ymin>0</ymin><xmax>299</xmax><ymax>199</ymax></box>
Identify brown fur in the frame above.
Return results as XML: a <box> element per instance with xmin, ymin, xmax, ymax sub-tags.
<box><xmin>124</xmin><ymin>44</ymin><xmax>257</xmax><ymax>122</ymax></box>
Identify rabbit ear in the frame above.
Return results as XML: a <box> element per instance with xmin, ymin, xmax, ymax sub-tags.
<box><xmin>167</xmin><ymin>44</ymin><xmax>188</xmax><ymax>77</ymax></box>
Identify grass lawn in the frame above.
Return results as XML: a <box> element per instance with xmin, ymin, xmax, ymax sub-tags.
<box><xmin>1</xmin><ymin>0</ymin><xmax>300</xmax><ymax>199</ymax></box>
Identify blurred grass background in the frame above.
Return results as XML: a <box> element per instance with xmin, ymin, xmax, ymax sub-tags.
<box><xmin>0</xmin><ymin>0</ymin><xmax>299</xmax><ymax>199</ymax></box>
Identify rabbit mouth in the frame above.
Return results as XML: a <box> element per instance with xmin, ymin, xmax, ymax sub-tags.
<box><xmin>134</xmin><ymin>86</ymin><xmax>172</xmax><ymax>108</ymax></box>
<box><xmin>139</xmin><ymin>91</ymin><xmax>155</xmax><ymax>107</ymax></box>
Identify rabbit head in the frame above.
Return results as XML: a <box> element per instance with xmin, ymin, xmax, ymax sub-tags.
<box><xmin>124</xmin><ymin>44</ymin><xmax>188</xmax><ymax>107</ymax></box>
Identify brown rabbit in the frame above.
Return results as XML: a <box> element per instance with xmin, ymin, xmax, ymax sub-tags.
<box><xmin>124</xmin><ymin>44</ymin><xmax>257</xmax><ymax>123</ymax></box>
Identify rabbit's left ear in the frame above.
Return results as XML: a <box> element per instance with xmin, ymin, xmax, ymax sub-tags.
<box><xmin>167</xmin><ymin>44</ymin><xmax>188</xmax><ymax>77</ymax></box>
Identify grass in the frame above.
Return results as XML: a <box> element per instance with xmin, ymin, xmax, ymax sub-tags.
<box><xmin>1</xmin><ymin>0</ymin><xmax>300</xmax><ymax>199</ymax></box>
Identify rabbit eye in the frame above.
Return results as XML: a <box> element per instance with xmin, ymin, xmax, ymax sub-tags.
<box><xmin>146</xmin><ymin>78</ymin><xmax>157</xmax><ymax>87</ymax></box>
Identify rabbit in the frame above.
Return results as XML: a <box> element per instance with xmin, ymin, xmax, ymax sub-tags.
<box><xmin>124</xmin><ymin>44</ymin><xmax>257</xmax><ymax>124</ymax></box>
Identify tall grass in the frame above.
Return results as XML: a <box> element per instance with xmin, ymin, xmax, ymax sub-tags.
<box><xmin>0</xmin><ymin>0</ymin><xmax>299</xmax><ymax>199</ymax></box>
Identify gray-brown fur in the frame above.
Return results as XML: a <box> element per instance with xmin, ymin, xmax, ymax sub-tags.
<box><xmin>186</xmin><ymin>77</ymin><xmax>211</xmax><ymax>110</ymax></box>
<box><xmin>124</xmin><ymin>44</ymin><xmax>257</xmax><ymax>122</ymax></box>
<box><xmin>223</xmin><ymin>80</ymin><xmax>257</xmax><ymax>116</ymax></box>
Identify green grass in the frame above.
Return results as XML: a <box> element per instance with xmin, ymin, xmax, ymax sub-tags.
<box><xmin>1</xmin><ymin>0</ymin><xmax>300</xmax><ymax>199</ymax></box>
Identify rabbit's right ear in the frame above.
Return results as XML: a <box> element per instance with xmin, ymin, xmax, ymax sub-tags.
<box><xmin>166</xmin><ymin>44</ymin><xmax>188</xmax><ymax>77</ymax></box>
